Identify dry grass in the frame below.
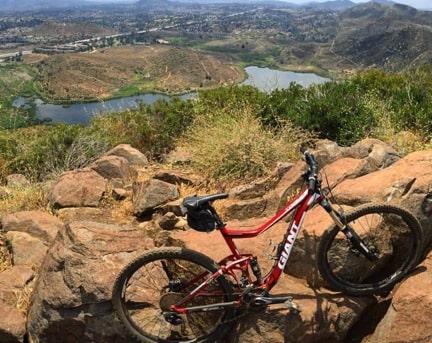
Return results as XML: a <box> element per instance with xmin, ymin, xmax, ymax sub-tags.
<box><xmin>0</xmin><ymin>184</ymin><xmax>49</xmax><ymax>214</ymax></box>
<box><xmin>13</xmin><ymin>284</ymin><xmax>33</xmax><ymax>315</ymax></box>
<box><xmin>178</xmin><ymin>104</ymin><xmax>309</xmax><ymax>184</ymax></box>
<box><xmin>36</xmin><ymin>45</ymin><xmax>244</xmax><ymax>101</ymax></box>
<box><xmin>0</xmin><ymin>239</ymin><xmax>12</xmax><ymax>273</ymax></box>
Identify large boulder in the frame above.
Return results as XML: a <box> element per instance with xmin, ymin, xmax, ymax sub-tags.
<box><xmin>333</xmin><ymin>150</ymin><xmax>432</xmax><ymax>246</ymax></box>
<box><xmin>49</xmin><ymin>169</ymin><xmax>107</xmax><ymax>209</ymax></box>
<box><xmin>89</xmin><ymin>155</ymin><xmax>136</xmax><ymax>181</ymax></box>
<box><xmin>106</xmin><ymin>144</ymin><xmax>149</xmax><ymax>166</ymax></box>
<box><xmin>0</xmin><ymin>211</ymin><xmax>64</xmax><ymax>342</ymax></box>
<box><xmin>26</xmin><ymin>221</ymin><xmax>154</xmax><ymax>343</ymax></box>
<box><xmin>367</xmin><ymin>251</ymin><xmax>432</xmax><ymax>342</ymax></box>
<box><xmin>2</xmin><ymin>211</ymin><xmax>64</xmax><ymax>244</ymax></box>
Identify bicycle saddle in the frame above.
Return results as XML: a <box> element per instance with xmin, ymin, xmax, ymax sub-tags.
<box><xmin>182</xmin><ymin>193</ymin><xmax>229</xmax><ymax>209</ymax></box>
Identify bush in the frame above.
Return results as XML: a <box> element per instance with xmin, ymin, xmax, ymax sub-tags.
<box><xmin>259</xmin><ymin>81</ymin><xmax>379</xmax><ymax>146</ymax></box>
<box><xmin>88</xmin><ymin>97</ymin><xmax>195</xmax><ymax>160</ymax></box>
<box><xmin>3</xmin><ymin>124</ymin><xmax>110</xmax><ymax>181</ymax></box>
<box><xmin>178</xmin><ymin>103</ymin><xmax>309</xmax><ymax>183</ymax></box>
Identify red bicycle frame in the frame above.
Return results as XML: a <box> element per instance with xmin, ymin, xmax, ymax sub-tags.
<box><xmin>171</xmin><ymin>186</ymin><xmax>325</xmax><ymax>314</ymax></box>
<box><xmin>220</xmin><ymin>187</ymin><xmax>322</xmax><ymax>292</ymax></box>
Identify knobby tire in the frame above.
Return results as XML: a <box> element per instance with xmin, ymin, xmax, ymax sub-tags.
<box><xmin>112</xmin><ymin>247</ymin><xmax>236</xmax><ymax>343</ymax></box>
<box><xmin>317</xmin><ymin>203</ymin><xmax>423</xmax><ymax>296</ymax></box>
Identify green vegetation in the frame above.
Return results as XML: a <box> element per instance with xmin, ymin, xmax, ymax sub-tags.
<box><xmin>0</xmin><ymin>64</ymin><xmax>39</xmax><ymax>129</ymax></box>
<box><xmin>178</xmin><ymin>86</ymin><xmax>309</xmax><ymax>182</ymax></box>
<box><xmin>0</xmin><ymin>66</ymin><xmax>431</xmax><ymax>186</ymax></box>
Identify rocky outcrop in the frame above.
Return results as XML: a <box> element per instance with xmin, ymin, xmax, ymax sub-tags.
<box><xmin>26</xmin><ymin>221</ymin><xmax>154</xmax><ymax>343</ymax></box>
<box><xmin>367</xmin><ymin>253</ymin><xmax>432</xmax><ymax>343</ymax></box>
<box><xmin>0</xmin><ymin>140</ymin><xmax>431</xmax><ymax>343</ymax></box>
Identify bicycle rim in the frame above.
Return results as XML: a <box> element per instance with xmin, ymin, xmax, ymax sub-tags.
<box><xmin>318</xmin><ymin>204</ymin><xmax>423</xmax><ymax>296</ymax></box>
<box><xmin>112</xmin><ymin>248</ymin><xmax>235</xmax><ymax>343</ymax></box>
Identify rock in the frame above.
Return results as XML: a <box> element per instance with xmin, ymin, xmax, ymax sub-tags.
<box><xmin>0</xmin><ymin>302</ymin><xmax>27</xmax><ymax>343</ymax></box>
<box><xmin>90</xmin><ymin>155</ymin><xmax>136</xmax><ymax>181</ymax></box>
<box><xmin>5</xmin><ymin>231</ymin><xmax>47</xmax><ymax>267</ymax></box>
<box><xmin>132</xmin><ymin>179</ymin><xmax>179</xmax><ymax>216</ymax></box>
<box><xmin>0</xmin><ymin>266</ymin><xmax>34</xmax><ymax>343</ymax></box>
<box><xmin>312</xmin><ymin>138</ymin><xmax>400</xmax><ymax>169</ymax></box>
<box><xmin>156</xmin><ymin>198</ymin><xmax>185</xmax><ymax>217</ymax></box>
<box><xmin>367</xmin><ymin>252</ymin><xmax>432</xmax><ymax>343</ymax></box>
<box><xmin>1</xmin><ymin>211</ymin><xmax>64</xmax><ymax>244</ymax></box>
<box><xmin>264</xmin><ymin>162</ymin><xmax>306</xmax><ymax>215</ymax></box>
<box><xmin>320</xmin><ymin>157</ymin><xmax>376</xmax><ymax>188</ymax></box>
<box><xmin>106</xmin><ymin>144</ymin><xmax>149</xmax><ymax>166</ymax></box>
<box><xmin>49</xmin><ymin>168</ymin><xmax>107</xmax><ymax>209</ymax></box>
<box><xmin>153</xmin><ymin>170</ymin><xmax>204</xmax><ymax>186</ymax></box>
<box><xmin>26</xmin><ymin>221</ymin><xmax>154</xmax><ymax>343</ymax></box>
<box><xmin>0</xmin><ymin>266</ymin><xmax>35</xmax><ymax>304</ymax></box>
<box><xmin>112</xmin><ymin>187</ymin><xmax>128</xmax><ymax>200</ymax></box>
<box><xmin>223</xmin><ymin>197</ymin><xmax>267</xmax><ymax>220</ymax></box>
<box><xmin>56</xmin><ymin>207</ymin><xmax>125</xmax><ymax>225</ymax></box>
<box><xmin>312</xmin><ymin>139</ymin><xmax>347</xmax><ymax>166</ymax></box>
<box><xmin>346</xmin><ymin>138</ymin><xmax>400</xmax><ymax>168</ymax></box>
<box><xmin>163</xmin><ymin>146</ymin><xmax>193</xmax><ymax>165</ymax></box>
<box><xmin>158</xmin><ymin>211</ymin><xmax>180</xmax><ymax>230</ymax></box>
<box><xmin>333</xmin><ymin>150</ymin><xmax>432</xmax><ymax>246</ymax></box>
<box><xmin>229</xmin><ymin>178</ymin><xmax>275</xmax><ymax>200</ymax></box>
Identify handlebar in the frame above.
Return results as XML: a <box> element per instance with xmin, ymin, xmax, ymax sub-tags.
<box><xmin>300</xmin><ymin>146</ymin><xmax>319</xmax><ymax>194</ymax></box>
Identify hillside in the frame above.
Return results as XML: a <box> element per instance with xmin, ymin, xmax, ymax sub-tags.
<box><xmin>332</xmin><ymin>3</ymin><xmax>432</xmax><ymax>71</ymax></box>
<box><xmin>33</xmin><ymin>45</ymin><xmax>244</xmax><ymax>101</ymax></box>
<box><xmin>276</xmin><ymin>2</ymin><xmax>432</xmax><ymax>73</ymax></box>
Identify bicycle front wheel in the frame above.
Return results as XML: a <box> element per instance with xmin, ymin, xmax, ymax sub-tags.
<box><xmin>317</xmin><ymin>203</ymin><xmax>423</xmax><ymax>296</ymax></box>
<box><xmin>112</xmin><ymin>247</ymin><xmax>236</xmax><ymax>343</ymax></box>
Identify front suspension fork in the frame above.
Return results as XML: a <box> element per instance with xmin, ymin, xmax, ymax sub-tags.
<box><xmin>321</xmin><ymin>199</ymin><xmax>379</xmax><ymax>261</ymax></box>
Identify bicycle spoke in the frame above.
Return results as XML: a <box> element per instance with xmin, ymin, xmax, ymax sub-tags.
<box><xmin>112</xmin><ymin>248</ymin><xmax>235</xmax><ymax>342</ymax></box>
<box><xmin>318</xmin><ymin>204</ymin><xmax>423</xmax><ymax>296</ymax></box>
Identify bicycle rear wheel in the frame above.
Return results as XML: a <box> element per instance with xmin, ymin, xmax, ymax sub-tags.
<box><xmin>112</xmin><ymin>247</ymin><xmax>236</xmax><ymax>343</ymax></box>
<box><xmin>317</xmin><ymin>203</ymin><xmax>423</xmax><ymax>296</ymax></box>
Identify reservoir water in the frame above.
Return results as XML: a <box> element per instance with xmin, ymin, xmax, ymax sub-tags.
<box><xmin>241</xmin><ymin>66</ymin><xmax>329</xmax><ymax>92</ymax></box>
<box><xmin>15</xmin><ymin>66</ymin><xmax>330</xmax><ymax>125</ymax></box>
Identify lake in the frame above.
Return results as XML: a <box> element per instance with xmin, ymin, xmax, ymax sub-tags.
<box><xmin>14</xmin><ymin>66</ymin><xmax>330</xmax><ymax>125</ymax></box>
<box><xmin>241</xmin><ymin>66</ymin><xmax>329</xmax><ymax>92</ymax></box>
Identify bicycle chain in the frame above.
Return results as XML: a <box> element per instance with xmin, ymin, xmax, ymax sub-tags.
<box><xmin>219</xmin><ymin>290</ymin><xmax>266</xmax><ymax>326</ymax></box>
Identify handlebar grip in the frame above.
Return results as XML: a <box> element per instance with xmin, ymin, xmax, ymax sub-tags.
<box><xmin>300</xmin><ymin>146</ymin><xmax>318</xmax><ymax>194</ymax></box>
<box><xmin>308</xmin><ymin>173</ymin><xmax>317</xmax><ymax>195</ymax></box>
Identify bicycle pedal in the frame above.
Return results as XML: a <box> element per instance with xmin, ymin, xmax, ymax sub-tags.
<box><xmin>284</xmin><ymin>298</ymin><xmax>302</xmax><ymax>314</ymax></box>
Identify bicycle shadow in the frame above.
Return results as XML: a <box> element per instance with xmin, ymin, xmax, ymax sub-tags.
<box><xmin>223</xmin><ymin>226</ymin><xmax>431</xmax><ymax>343</ymax></box>
<box><xmin>224</xmin><ymin>289</ymin><xmax>373</xmax><ymax>343</ymax></box>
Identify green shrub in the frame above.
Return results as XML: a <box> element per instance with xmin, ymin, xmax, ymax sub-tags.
<box><xmin>3</xmin><ymin>124</ymin><xmax>110</xmax><ymax>181</ymax></box>
<box><xmin>88</xmin><ymin>97</ymin><xmax>195</xmax><ymax>160</ymax></box>
<box><xmin>259</xmin><ymin>81</ymin><xmax>379</xmax><ymax>146</ymax></box>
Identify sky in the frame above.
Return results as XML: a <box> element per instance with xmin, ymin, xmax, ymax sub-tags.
<box><xmin>89</xmin><ymin>0</ymin><xmax>430</xmax><ymax>10</ymax></box>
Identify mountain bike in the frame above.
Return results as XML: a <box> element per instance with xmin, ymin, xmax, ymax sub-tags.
<box><xmin>112</xmin><ymin>147</ymin><xmax>423</xmax><ymax>343</ymax></box>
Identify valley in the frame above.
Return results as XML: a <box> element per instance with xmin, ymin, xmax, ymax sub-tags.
<box><xmin>0</xmin><ymin>0</ymin><xmax>431</xmax><ymax>127</ymax></box>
